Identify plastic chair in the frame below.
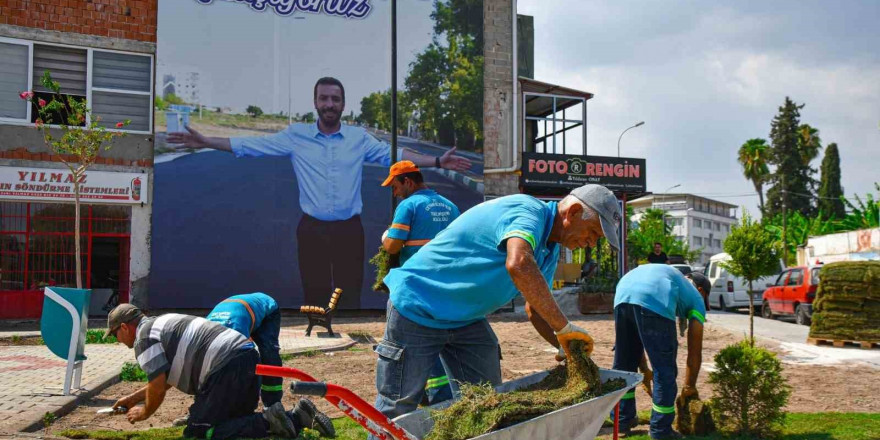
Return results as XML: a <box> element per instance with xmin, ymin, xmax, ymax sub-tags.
<box><xmin>40</xmin><ymin>287</ymin><xmax>91</xmax><ymax>395</ymax></box>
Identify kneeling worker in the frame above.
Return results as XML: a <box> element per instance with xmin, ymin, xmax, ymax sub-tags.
<box><xmin>612</xmin><ymin>264</ymin><xmax>711</xmax><ymax>439</ymax></box>
<box><xmin>106</xmin><ymin>304</ymin><xmax>330</xmax><ymax>439</ymax></box>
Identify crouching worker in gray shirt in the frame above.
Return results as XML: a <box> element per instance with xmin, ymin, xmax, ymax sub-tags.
<box><xmin>105</xmin><ymin>304</ymin><xmax>332</xmax><ymax>439</ymax></box>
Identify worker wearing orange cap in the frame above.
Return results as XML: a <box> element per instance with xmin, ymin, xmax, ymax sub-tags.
<box><xmin>381</xmin><ymin>161</ymin><xmax>461</xmax><ymax>405</ymax></box>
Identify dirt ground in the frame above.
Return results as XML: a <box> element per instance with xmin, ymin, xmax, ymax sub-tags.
<box><xmin>50</xmin><ymin>312</ymin><xmax>880</xmax><ymax>435</ymax></box>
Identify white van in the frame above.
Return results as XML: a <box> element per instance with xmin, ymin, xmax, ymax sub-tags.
<box><xmin>705</xmin><ymin>253</ymin><xmax>784</xmax><ymax>311</ymax></box>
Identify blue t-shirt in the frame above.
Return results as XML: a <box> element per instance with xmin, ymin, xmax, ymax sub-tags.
<box><xmin>385</xmin><ymin>194</ymin><xmax>560</xmax><ymax>329</ymax></box>
<box><xmin>387</xmin><ymin>189</ymin><xmax>460</xmax><ymax>265</ymax></box>
<box><xmin>206</xmin><ymin>292</ymin><xmax>278</xmax><ymax>338</ymax></box>
<box><xmin>614</xmin><ymin>264</ymin><xmax>707</xmax><ymax>324</ymax></box>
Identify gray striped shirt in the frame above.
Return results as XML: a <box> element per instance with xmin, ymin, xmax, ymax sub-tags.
<box><xmin>134</xmin><ymin>314</ymin><xmax>252</xmax><ymax>394</ymax></box>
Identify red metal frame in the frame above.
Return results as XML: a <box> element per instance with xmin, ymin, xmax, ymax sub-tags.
<box><xmin>0</xmin><ymin>202</ymin><xmax>131</xmax><ymax>318</ymax></box>
<box><xmin>256</xmin><ymin>364</ymin><xmax>418</xmax><ymax>440</ymax></box>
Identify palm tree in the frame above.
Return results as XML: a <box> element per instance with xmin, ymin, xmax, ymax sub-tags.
<box><xmin>738</xmin><ymin>138</ymin><xmax>771</xmax><ymax>214</ymax></box>
<box><xmin>797</xmin><ymin>124</ymin><xmax>822</xmax><ymax>165</ymax></box>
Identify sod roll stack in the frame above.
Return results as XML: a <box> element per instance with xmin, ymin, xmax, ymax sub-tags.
<box><xmin>809</xmin><ymin>261</ymin><xmax>880</xmax><ymax>342</ymax></box>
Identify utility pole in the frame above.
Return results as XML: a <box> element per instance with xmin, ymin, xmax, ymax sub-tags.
<box><xmin>390</xmin><ymin>0</ymin><xmax>398</xmax><ymax>213</ymax></box>
<box><xmin>782</xmin><ymin>174</ymin><xmax>788</xmax><ymax>266</ymax></box>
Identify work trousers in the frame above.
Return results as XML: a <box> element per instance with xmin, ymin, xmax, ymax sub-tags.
<box><xmin>612</xmin><ymin>303</ymin><xmax>679</xmax><ymax>439</ymax></box>
<box><xmin>253</xmin><ymin>309</ymin><xmax>283</xmax><ymax>406</ymax></box>
<box><xmin>184</xmin><ymin>348</ymin><xmax>269</xmax><ymax>440</ymax></box>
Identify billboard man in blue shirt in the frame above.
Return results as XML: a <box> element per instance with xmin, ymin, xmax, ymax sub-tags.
<box><xmin>371</xmin><ymin>184</ymin><xmax>622</xmax><ymax>428</ymax></box>
<box><xmin>612</xmin><ymin>264</ymin><xmax>711</xmax><ymax>439</ymax></box>
<box><xmin>167</xmin><ymin>77</ymin><xmax>472</xmax><ymax>309</ymax></box>
<box><xmin>380</xmin><ymin>160</ymin><xmax>461</xmax><ymax>406</ymax></box>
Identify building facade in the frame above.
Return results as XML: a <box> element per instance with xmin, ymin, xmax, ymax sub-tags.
<box><xmin>0</xmin><ymin>0</ymin><xmax>157</xmax><ymax>318</ymax></box>
<box><xmin>629</xmin><ymin>194</ymin><xmax>739</xmax><ymax>266</ymax></box>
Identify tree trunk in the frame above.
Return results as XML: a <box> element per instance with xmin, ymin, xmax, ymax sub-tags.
<box><xmin>748</xmin><ymin>280</ymin><xmax>754</xmax><ymax>346</ymax></box>
<box><xmin>755</xmin><ymin>182</ymin><xmax>765</xmax><ymax>215</ymax></box>
<box><xmin>73</xmin><ymin>176</ymin><xmax>82</xmax><ymax>289</ymax></box>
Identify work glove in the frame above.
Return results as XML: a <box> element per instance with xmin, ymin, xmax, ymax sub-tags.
<box><xmin>555</xmin><ymin>322</ymin><xmax>594</xmax><ymax>361</ymax></box>
<box><xmin>640</xmin><ymin>367</ymin><xmax>654</xmax><ymax>398</ymax></box>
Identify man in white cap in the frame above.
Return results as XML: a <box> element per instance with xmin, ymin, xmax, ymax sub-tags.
<box><xmin>371</xmin><ymin>183</ymin><xmax>622</xmax><ymax>426</ymax></box>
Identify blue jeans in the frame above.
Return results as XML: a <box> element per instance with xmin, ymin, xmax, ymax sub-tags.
<box><xmin>424</xmin><ymin>358</ymin><xmax>453</xmax><ymax>405</ymax></box>
<box><xmin>372</xmin><ymin>303</ymin><xmax>502</xmax><ymax>435</ymax></box>
<box><xmin>611</xmin><ymin>303</ymin><xmax>678</xmax><ymax>439</ymax></box>
<box><xmin>252</xmin><ymin>309</ymin><xmax>282</xmax><ymax>406</ymax></box>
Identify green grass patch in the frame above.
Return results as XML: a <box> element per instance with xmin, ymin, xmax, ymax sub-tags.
<box><xmin>57</xmin><ymin>417</ymin><xmax>368</xmax><ymax>440</ymax></box>
<box><xmin>86</xmin><ymin>329</ymin><xmax>117</xmax><ymax>344</ymax></box>
<box><xmin>603</xmin><ymin>412</ymin><xmax>880</xmax><ymax>440</ymax></box>
<box><xmin>281</xmin><ymin>349</ymin><xmax>322</xmax><ymax>362</ymax></box>
<box><xmin>119</xmin><ymin>362</ymin><xmax>148</xmax><ymax>382</ymax></box>
<box><xmin>347</xmin><ymin>330</ymin><xmax>373</xmax><ymax>339</ymax></box>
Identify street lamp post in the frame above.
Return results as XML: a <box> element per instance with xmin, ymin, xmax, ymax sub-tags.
<box><xmin>617</xmin><ymin>121</ymin><xmax>645</xmax><ymax>157</ymax></box>
<box><xmin>657</xmin><ymin>183</ymin><xmax>681</xmax><ymax>235</ymax></box>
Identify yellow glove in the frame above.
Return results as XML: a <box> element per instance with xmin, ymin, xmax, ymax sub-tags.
<box><xmin>640</xmin><ymin>368</ymin><xmax>654</xmax><ymax>397</ymax></box>
<box><xmin>555</xmin><ymin>322</ymin><xmax>594</xmax><ymax>361</ymax></box>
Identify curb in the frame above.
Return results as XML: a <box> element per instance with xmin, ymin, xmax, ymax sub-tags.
<box><xmin>434</xmin><ymin>167</ymin><xmax>484</xmax><ymax>194</ymax></box>
<box><xmin>16</xmin><ymin>370</ymin><xmax>121</xmax><ymax>433</ymax></box>
<box><xmin>280</xmin><ymin>334</ymin><xmax>358</xmax><ymax>356</ymax></box>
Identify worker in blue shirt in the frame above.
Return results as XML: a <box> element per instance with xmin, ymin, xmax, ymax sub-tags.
<box><xmin>206</xmin><ymin>292</ymin><xmax>284</xmax><ymax>406</ymax></box>
<box><xmin>167</xmin><ymin>77</ymin><xmax>472</xmax><ymax>309</ymax></box>
<box><xmin>370</xmin><ymin>184</ymin><xmax>621</xmax><ymax>431</ymax></box>
<box><xmin>611</xmin><ymin>264</ymin><xmax>711</xmax><ymax>440</ymax></box>
<box><xmin>380</xmin><ymin>160</ymin><xmax>461</xmax><ymax>405</ymax></box>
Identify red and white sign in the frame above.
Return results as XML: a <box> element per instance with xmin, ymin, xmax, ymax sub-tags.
<box><xmin>0</xmin><ymin>167</ymin><xmax>149</xmax><ymax>205</ymax></box>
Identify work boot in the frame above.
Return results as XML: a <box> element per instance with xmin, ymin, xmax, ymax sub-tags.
<box><xmin>288</xmin><ymin>398</ymin><xmax>336</xmax><ymax>438</ymax></box>
<box><xmin>171</xmin><ymin>414</ymin><xmax>189</xmax><ymax>427</ymax></box>
<box><xmin>650</xmin><ymin>430</ymin><xmax>683</xmax><ymax>440</ymax></box>
<box><xmin>263</xmin><ymin>402</ymin><xmax>297</xmax><ymax>438</ymax></box>
<box><xmin>619</xmin><ymin>418</ymin><xmax>638</xmax><ymax>436</ymax></box>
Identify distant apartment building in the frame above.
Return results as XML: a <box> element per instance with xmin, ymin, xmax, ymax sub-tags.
<box><xmin>158</xmin><ymin>64</ymin><xmax>209</xmax><ymax>106</ymax></box>
<box><xmin>629</xmin><ymin>194</ymin><xmax>739</xmax><ymax>266</ymax></box>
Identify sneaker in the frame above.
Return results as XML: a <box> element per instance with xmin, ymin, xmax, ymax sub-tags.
<box><xmin>263</xmin><ymin>402</ymin><xmax>297</xmax><ymax>438</ymax></box>
<box><xmin>289</xmin><ymin>398</ymin><xmax>336</xmax><ymax>438</ymax></box>
<box><xmin>171</xmin><ymin>415</ymin><xmax>189</xmax><ymax>427</ymax></box>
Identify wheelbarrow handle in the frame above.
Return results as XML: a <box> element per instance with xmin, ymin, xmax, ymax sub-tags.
<box><xmin>290</xmin><ymin>381</ymin><xmax>327</xmax><ymax>397</ymax></box>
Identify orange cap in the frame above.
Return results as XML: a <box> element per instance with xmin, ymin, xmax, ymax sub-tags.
<box><xmin>381</xmin><ymin>160</ymin><xmax>420</xmax><ymax>186</ymax></box>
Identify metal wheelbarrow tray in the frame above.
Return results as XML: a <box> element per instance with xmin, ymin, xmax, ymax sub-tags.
<box><xmin>258</xmin><ymin>364</ymin><xmax>641</xmax><ymax>440</ymax></box>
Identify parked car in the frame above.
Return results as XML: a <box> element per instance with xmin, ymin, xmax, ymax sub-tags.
<box><xmin>671</xmin><ymin>264</ymin><xmax>693</xmax><ymax>276</ymax></box>
<box><xmin>706</xmin><ymin>253</ymin><xmax>785</xmax><ymax>311</ymax></box>
<box><xmin>761</xmin><ymin>265</ymin><xmax>822</xmax><ymax>325</ymax></box>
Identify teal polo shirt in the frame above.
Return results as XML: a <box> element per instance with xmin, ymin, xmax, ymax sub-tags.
<box><xmin>614</xmin><ymin>264</ymin><xmax>707</xmax><ymax>324</ymax></box>
<box><xmin>386</xmin><ymin>189</ymin><xmax>460</xmax><ymax>265</ymax></box>
<box><xmin>385</xmin><ymin>194</ymin><xmax>560</xmax><ymax>329</ymax></box>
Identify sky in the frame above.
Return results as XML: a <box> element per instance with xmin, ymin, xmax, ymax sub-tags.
<box><xmin>518</xmin><ymin>0</ymin><xmax>879</xmax><ymax>218</ymax></box>
<box><xmin>156</xmin><ymin>0</ymin><xmax>434</xmax><ymax>116</ymax></box>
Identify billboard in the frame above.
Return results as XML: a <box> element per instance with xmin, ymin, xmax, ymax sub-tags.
<box><xmin>149</xmin><ymin>0</ymin><xmax>485</xmax><ymax>309</ymax></box>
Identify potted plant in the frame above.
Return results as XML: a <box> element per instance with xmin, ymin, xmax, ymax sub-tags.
<box><xmin>577</xmin><ymin>274</ymin><xmax>618</xmax><ymax>314</ymax></box>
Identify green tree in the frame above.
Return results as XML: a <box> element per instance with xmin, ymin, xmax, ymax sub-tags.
<box><xmin>163</xmin><ymin>92</ymin><xmax>185</xmax><ymax>106</ymax></box>
<box><xmin>737</xmin><ymin>138</ymin><xmax>771</xmax><ymax>214</ymax></box>
<box><xmin>765</xmin><ymin>97</ymin><xmax>815</xmax><ymax>218</ymax></box>
<box><xmin>818</xmin><ymin>143</ymin><xmax>846</xmax><ymax>219</ymax></box>
<box><xmin>721</xmin><ymin>212</ymin><xmax>782</xmax><ymax>343</ymax></box>
<box><xmin>627</xmin><ymin>208</ymin><xmax>700</xmax><ymax>264</ymax></box>
<box><xmin>20</xmin><ymin>71</ymin><xmax>130</xmax><ymax>289</ymax></box>
<box><xmin>245</xmin><ymin>105</ymin><xmax>263</xmax><ymax>118</ymax></box>
<box><xmin>838</xmin><ymin>183</ymin><xmax>879</xmax><ymax>231</ymax></box>
<box><xmin>154</xmin><ymin>95</ymin><xmax>167</xmax><ymax>110</ymax></box>
<box><xmin>302</xmin><ymin>112</ymin><xmax>315</xmax><ymax>123</ymax></box>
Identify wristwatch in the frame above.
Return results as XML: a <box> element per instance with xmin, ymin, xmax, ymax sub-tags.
<box><xmin>435</xmin><ymin>156</ymin><xmax>441</xmax><ymax>168</ymax></box>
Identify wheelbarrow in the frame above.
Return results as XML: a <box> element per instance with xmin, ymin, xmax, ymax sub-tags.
<box><xmin>257</xmin><ymin>364</ymin><xmax>640</xmax><ymax>440</ymax></box>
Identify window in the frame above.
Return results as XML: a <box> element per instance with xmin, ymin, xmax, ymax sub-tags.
<box><xmin>523</xmin><ymin>93</ymin><xmax>587</xmax><ymax>155</ymax></box>
<box><xmin>774</xmin><ymin>271</ymin><xmax>789</xmax><ymax>287</ymax></box>
<box><xmin>709</xmin><ymin>262</ymin><xmax>718</xmax><ymax>278</ymax></box>
<box><xmin>724</xmin><ymin>224</ymin><xmax>730</xmax><ymax>233</ymax></box>
<box><xmin>713</xmin><ymin>239</ymin><xmax>721</xmax><ymax>248</ymax></box>
<box><xmin>715</xmin><ymin>222</ymin><xmax>721</xmax><ymax>231</ymax></box>
<box><xmin>787</xmin><ymin>269</ymin><xmax>804</xmax><ymax>286</ymax></box>
<box><xmin>811</xmin><ymin>268</ymin><xmax>820</xmax><ymax>285</ymax></box>
<box><xmin>0</xmin><ymin>39</ymin><xmax>31</xmax><ymax>120</ymax></box>
<box><xmin>705</xmin><ymin>221</ymin><xmax>713</xmax><ymax>230</ymax></box>
<box><xmin>0</xmin><ymin>38</ymin><xmax>152</xmax><ymax>133</ymax></box>
<box><xmin>694</xmin><ymin>236</ymin><xmax>703</xmax><ymax>246</ymax></box>
<box><xmin>694</xmin><ymin>219</ymin><xmax>702</xmax><ymax>228</ymax></box>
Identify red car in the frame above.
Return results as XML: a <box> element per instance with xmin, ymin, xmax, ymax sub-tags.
<box><xmin>761</xmin><ymin>265</ymin><xmax>822</xmax><ymax>325</ymax></box>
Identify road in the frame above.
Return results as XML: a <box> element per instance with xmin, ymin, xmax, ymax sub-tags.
<box><xmin>149</xmin><ymin>148</ymin><xmax>484</xmax><ymax>310</ymax></box>
<box><xmin>707</xmin><ymin>310</ymin><xmax>880</xmax><ymax>369</ymax></box>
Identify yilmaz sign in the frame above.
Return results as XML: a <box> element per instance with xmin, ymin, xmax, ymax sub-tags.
<box><xmin>193</xmin><ymin>0</ymin><xmax>373</xmax><ymax>18</ymax></box>
<box><xmin>521</xmin><ymin>153</ymin><xmax>646</xmax><ymax>193</ymax></box>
